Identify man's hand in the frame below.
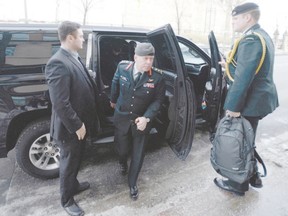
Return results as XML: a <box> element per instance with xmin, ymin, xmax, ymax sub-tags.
<box><xmin>76</xmin><ymin>123</ymin><xmax>86</xmax><ymax>140</ymax></box>
<box><xmin>135</xmin><ymin>117</ymin><xmax>149</xmax><ymax>131</ymax></box>
<box><xmin>110</xmin><ymin>101</ymin><xmax>116</xmax><ymax>109</ymax></box>
<box><xmin>226</xmin><ymin>110</ymin><xmax>241</xmax><ymax>117</ymax></box>
<box><xmin>219</xmin><ymin>58</ymin><xmax>226</xmax><ymax>68</ymax></box>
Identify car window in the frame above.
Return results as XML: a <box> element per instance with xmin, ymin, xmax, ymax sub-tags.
<box><xmin>178</xmin><ymin>41</ymin><xmax>206</xmax><ymax>65</ymax></box>
<box><xmin>0</xmin><ymin>31</ymin><xmax>57</xmax><ymax>66</ymax></box>
<box><xmin>98</xmin><ymin>36</ymin><xmax>132</xmax><ymax>86</ymax></box>
<box><xmin>0</xmin><ymin>31</ymin><xmax>88</xmax><ymax>67</ymax></box>
<box><xmin>150</xmin><ymin>34</ymin><xmax>177</xmax><ymax>72</ymax></box>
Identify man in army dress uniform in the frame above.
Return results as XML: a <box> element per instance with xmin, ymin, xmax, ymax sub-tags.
<box><xmin>110</xmin><ymin>42</ymin><xmax>165</xmax><ymax>200</ymax></box>
<box><xmin>214</xmin><ymin>2</ymin><xmax>279</xmax><ymax>196</ymax></box>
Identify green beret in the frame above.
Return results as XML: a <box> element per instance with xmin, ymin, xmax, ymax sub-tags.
<box><xmin>135</xmin><ymin>42</ymin><xmax>155</xmax><ymax>56</ymax></box>
<box><xmin>232</xmin><ymin>2</ymin><xmax>259</xmax><ymax>16</ymax></box>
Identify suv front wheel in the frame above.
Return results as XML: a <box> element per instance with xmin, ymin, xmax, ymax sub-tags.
<box><xmin>16</xmin><ymin>118</ymin><xmax>60</xmax><ymax>179</ymax></box>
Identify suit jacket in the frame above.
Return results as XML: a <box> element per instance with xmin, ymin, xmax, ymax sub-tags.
<box><xmin>110</xmin><ymin>61</ymin><xmax>165</xmax><ymax>134</ymax></box>
<box><xmin>45</xmin><ymin>48</ymin><xmax>97</xmax><ymax>140</ymax></box>
<box><xmin>224</xmin><ymin>24</ymin><xmax>279</xmax><ymax>118</ymax></box>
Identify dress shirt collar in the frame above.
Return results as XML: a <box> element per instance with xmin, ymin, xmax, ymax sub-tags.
<box><xmin>243</xmin><ymin>24</ymin><xmax>260</xmax><ymax>35</ymax></box>
<box><xmin>60</xmin><ymin>46</ymin><xmax>79</xmax><ymax>60</ymax></box>
<box><xmin>133</xmin><ymin>64</ymin><xmax>143</xmax><ymax>78</ymax></box>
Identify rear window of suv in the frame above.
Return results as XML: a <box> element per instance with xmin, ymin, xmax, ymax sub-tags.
<box><xmin>0</xmin><ymin>30</ymin><xmax>87</xmax><ymax>67</ymax></box>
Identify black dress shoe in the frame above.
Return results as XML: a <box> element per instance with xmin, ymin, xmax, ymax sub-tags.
<box><xmin>119</xmin><ymin>162</ymin><xmax>128</xmax><ymax>175</ymax></box>
<box><xmin>250</xmin><ymin>172</ymin><xmax>263</xmax><ymax>188</ymax></box>
<box><xmin>213</xmin><ymin>178</ymin><xmax>245</xmax><ymax>196</ymax></box>
<box><xmin>75</xmin><ymin>182</ymin><xmax>90</xmax><ymax>195</ymax></box>
<box><xmin>63</xmin><ymin>200</ymin><xmax>84</xmax><ymax>216</ymax></box>
<box><xmin>130</xmin><ymin>185</ymin><xmax>139</xmax><ymax>200</ymax></box>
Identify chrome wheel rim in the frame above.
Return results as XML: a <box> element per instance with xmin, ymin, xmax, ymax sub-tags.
<box><xmin>29</xmin><ymin>133</ymin><xmax>60</xmax><ymax>170</ymax></box>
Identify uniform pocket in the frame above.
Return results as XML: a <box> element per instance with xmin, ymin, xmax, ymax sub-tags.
<box><xmin>120</xmin><ymin>79</ymin><xmax>130</xmax><ymax>95</ymax></box>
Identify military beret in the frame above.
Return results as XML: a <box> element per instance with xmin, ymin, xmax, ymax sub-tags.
<box><xmin>232</xmin><ymin>2</ymin><xmax>259</xmax><ymax>16</ymax></box>
<box><xmin>135</xmin><ymin>42</ymin><xmax>155</xmax><ymax>56</ymax></box>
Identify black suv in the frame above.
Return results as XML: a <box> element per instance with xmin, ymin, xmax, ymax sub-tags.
<box><xmin>0</xmin><ymin>23</ymin><xmax>225</xmax><ymax>179</ymax></box>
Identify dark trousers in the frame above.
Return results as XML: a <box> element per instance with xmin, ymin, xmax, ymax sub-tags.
<box><xmin>228</xmin><ymin>116</ymin><xmax>260</xmax><ymax>191</ymax></box>
<box><xmin>115</xmin><ymin>124</ymin><xmax>147</xmax><ymax>187</ymax></box>
<box><xmin>56</xmin><ymin>136</ymin><xmax>86</xmax><ymax>207</ymax></box>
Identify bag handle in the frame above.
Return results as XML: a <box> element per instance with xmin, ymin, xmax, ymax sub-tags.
<box><xmin>254</xmin><ymin>149</ymin><xmax>267</xmax><ymax>177</ymax></box>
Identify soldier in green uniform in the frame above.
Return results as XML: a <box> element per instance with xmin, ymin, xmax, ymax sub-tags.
<box><xmin>110</xmin><ymin>43</ymin><xmax>165</xmax><ymax>200</ymax></box>
<box><xmin>214</xmin><ymin>2</ymin><xmax>279</xmax><ymax>196</ymax></box>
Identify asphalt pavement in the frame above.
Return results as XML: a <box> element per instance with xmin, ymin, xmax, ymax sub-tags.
<box><xmin>1</xmin><ymin>104</ymin><xmax>288</xmax><ymax>216</ymax></box>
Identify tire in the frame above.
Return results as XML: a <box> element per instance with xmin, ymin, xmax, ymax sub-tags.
<box><xmin>16</xmin><ymin>118</ymin><xmax>60</xmax><ymax>179</ymax></box>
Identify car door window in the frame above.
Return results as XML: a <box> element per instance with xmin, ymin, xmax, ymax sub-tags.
<box><xmin>0</xmin><ymin>31</ymin><xmax>88</xmax><ymax>67</ymax></box>
<box><xmin>148</xmin><ymin>34</ymin><xmax>177</xmax><ymax>73</ymax></box>
<box><xmin>0</xmin><ymin>32</ymin><xmax>58</xmax><ymax>66</ymax></box>
<box><xmin>178</xmin><ymin>41</ymin><xmax>205</xmax><ymax>65</ymax></box>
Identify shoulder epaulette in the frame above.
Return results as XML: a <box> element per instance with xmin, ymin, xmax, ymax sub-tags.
<box><xmin>242</xmin><ymin>33</ymin><xmax>259</xmax><ymax>41</ymax></box>
<box><xmin>119</xmin><ymin>60</ymin><xmax>132</xmax><ymax>65</ymax></box>
<box><xmin>118</xmin><ymin>60</ymin><xmax>133</xmax><ymax>71</ymax></box>
<box><xmin>152</xmin><ymin>67</ymin><xmax>163</xmax><ymax>74</ymax></box>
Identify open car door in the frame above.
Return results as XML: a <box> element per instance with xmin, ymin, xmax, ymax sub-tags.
<box><xmin>203</xmin><ymin>31</ymin><xmax>225</xmax><ymax>133</ymax></box>
<box><xmin>147</xmin><ymin>24</ymin><xmax>196</xmax><ymax>160</ymax></box>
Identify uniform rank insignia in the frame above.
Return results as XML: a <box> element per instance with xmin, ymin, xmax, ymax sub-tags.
<box><xmin>120</xmin><ymin>75</ymin><xmax>128</xmax><ymax>81</ymax></box>
<box><xmin>144</xmin><ymin>83</ymin><xmax>155</xmax><ymax>88</ymax></box>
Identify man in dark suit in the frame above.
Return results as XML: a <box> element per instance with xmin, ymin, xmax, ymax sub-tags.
<box><xmin>45</xmin><ymin>21</ymin><xmax>98</xmax><ymax>216</ymax></box>
<box><xmin>214</xmin><ymin>2</ymin><xmax>279</xmax><ymax>196</ymax></box>
<box><xmin>110</xmin><ymin>43</ymin><xmax>165</xmax><ymax>200</ymax></box>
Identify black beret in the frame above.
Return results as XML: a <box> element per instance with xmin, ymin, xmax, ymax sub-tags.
<box><xmin>232</xmin><ymin>2</ymin><xmax>259</xmax><ymax>16</ymax></box>
<box><xmin>135</xmin><ymin>42</ymin><xmax>155</xmax><ymax>56</ymax></box>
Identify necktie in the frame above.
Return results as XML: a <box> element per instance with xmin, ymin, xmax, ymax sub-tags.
<box><xmin>134</xmin><ymin>72</ymin><xmax>142</xmax><ymax>84</ymax></box>
<box><xmin>78</xmin><ymin>57</ymin><xmax>93</xmax><ymax>80</ymax></box>
<box><xmin>77</xmin><ymin>56</ymin><xmax>97</xmax><ymax>90</ymax></box>
<box><xmin>77</xmin><ymin>56</ymin><xmax>86</xmax><ymax>70</ymax></box>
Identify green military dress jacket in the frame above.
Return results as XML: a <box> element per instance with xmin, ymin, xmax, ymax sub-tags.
<box><xmin>224</xmin><ymin>24</ymin><xmax>279</xmax><ymax>118</ymax></box>
<box><xmin>110</xmin><ymin>60</ymin><xmax>165</xmax><ymax>134</ymax></box>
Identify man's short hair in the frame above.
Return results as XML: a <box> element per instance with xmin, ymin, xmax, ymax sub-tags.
<box><xmin>58</xmin><ymin>21</ymin><xmax>81</xmax><ymax>42</ymax></box>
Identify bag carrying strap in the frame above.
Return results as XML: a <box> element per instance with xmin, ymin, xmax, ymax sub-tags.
<box><xmin>254</xmin><ymin>149</ymin><xmax>267</xmax><ymax>177</ymax></box>
<box><xmin>225</xmin><ymin>32</ymin><xmax>267</xmax><ymax>82</ymax></box>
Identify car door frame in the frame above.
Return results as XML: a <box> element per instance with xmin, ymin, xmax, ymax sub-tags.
<box><xmin>204</xmin><ymin>31</ymin><xmax>225</xmax><ymax>134</ymax></box>
<box><xmin>147</xmin><ymin>24</ymin><xmax>196</xmax><ymax>160</ymax></box>
<box><xmin>176</xmin><ymin>32</ymin><xmax>226</xmax><ymax>135</ymax></box>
